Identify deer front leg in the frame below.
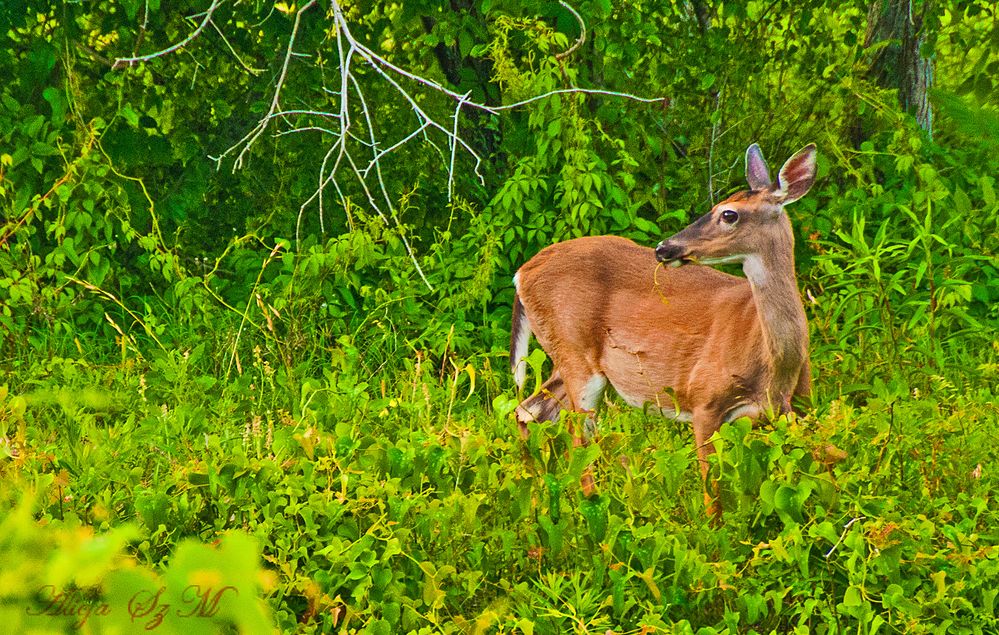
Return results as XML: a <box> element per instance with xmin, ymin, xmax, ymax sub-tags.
<box><xmin>561</xmin><ymin>369</ymin><xmax>608</xmax><ymax>497</ymax></box>
<box><xmin>692</xmin><ymin>409</ymin><xmax>723</xmax><ymax>520</ymax></box>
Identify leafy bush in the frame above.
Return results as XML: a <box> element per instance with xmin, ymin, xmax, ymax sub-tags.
<box><xmin>2</xmin><ymin>0</ymin><xmax>998</xmax><ymax>633</ymax></box>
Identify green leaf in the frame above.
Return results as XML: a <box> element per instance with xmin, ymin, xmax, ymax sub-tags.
<box><xmin>458</xmin><ymin>31</ymin><xmax>475</xmax><ymax>58</ymax></box>
<box><xmin>982</xmin><ymin>176</ymin><xmax>996</xmax><ymax>209</ymax></box>
<box><xmin>537</xmin><ymin>515</ymin><xmax>564</xmax><ymax>553</ymax></box>
<box><xmin>567</xmin><ymin>444</ymin><xmax>601</xmax><ymax>484</ymax></box>
<box><xmin>42</xmin><ymin>87</ymin><xmax>66</xmax><ymax>123</ymax></box>
<box><xmin>813</xmin><ymin>521</ymin><xmax>840</xmax><ymax>545</ymax></box>
<box><xmin>931</xmin><ymin>570</ymin><xmax>947</xmax><ymax>600</ymax></box>
<box><xmin>869</xmin><ymin>614</ymin><xmax>886</xmax><ymax>635</ymax></box>
<box><xmin>121</xmin><ymin>105</ymin><xmax>141</xmax><ymax>128</ymax></box>
<box><xmin>579</xmin><ymin>495</ymin><xmax>608</xmax><ymax>542</ymax></box>
<box><xmin>983</xmin><ymin>587</ymin><xmax>998</xmax><ymax>617</ymax></box>
<box><xmin>24</xmin><ymin>114</ymin><xmax>45</xmax><ymax>138</ymax></box>
<box><xmin>121</xmin><ymin>0</ymin><xmax>141</xmax><ymax>20</ymax></box>
<box><xmin>369</xmin><ymin>619</ymin><xmax>391</xmax><ymax>635</ymax></box>
<box><xmin>773</xmin><ymin>485</ymin><xmax>797</xmax><ymax>511</ymax></box>
<box><xmin>759</xmin><ymin>480</ymin><xmax>777</xmax><ymax>514</ymax></box>
<box><xmin>843</xmin><ymin>585</ymin><xmax>863</xmax><ymax>607</ymax></box>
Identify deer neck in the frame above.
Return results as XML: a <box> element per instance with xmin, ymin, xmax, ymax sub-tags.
<box><xmin>741</xmin><ymin>230</ymin><xmax>808</xmax><ymax>405</ymax></box>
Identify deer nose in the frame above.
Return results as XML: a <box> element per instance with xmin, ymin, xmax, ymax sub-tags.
<box><xmin>655</xmin><ymin>241</ymin><xmax>684</xmax><ymax>263</ymax></box>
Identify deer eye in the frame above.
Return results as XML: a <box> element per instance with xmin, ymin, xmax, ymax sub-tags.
<box><xmin>720</xmin><ymin>210</ymin><xmax>739</xmax><ymax>224</ymax></box>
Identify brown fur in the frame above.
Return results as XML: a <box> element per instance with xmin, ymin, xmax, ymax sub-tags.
<box><xmin>514</xmin><ymin>234</ymin><xmax>808</xmax><ymax>421</ymax></box>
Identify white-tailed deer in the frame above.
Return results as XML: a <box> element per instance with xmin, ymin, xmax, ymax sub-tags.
<box><xmin>509</xmin><ymin>143</ymin><xmax>816</xmax><ymax>512</ymax></box>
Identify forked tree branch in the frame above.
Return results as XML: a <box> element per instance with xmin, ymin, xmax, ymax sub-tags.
<box><xmin>112</xmin><ymin>0</ymin><xmax>225</xmax><ymax>69</ymax></box>
<box><xmin>113</xmin><ymin>0</ymin><xmax>668</xmax><ymax>291</ymax></box>
<box><xmin>555</xmin><ymin>0</ymin><xmax>586</xmax><ymax>60</ymax></box>
<box><xmin>210</xmin><ymin>0</ymin><xmax>319</xmax><ymax>171</ymax></box>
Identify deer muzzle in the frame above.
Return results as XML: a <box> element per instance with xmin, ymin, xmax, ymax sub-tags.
<box><xmin>655</xmin><ymin>241</ymin><xmax>690</xmax><ymax>265</ymax></box>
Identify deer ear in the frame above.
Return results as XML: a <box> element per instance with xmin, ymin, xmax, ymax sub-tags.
<box><xmin>745</xmin><ymin>143</ymin><xmax>772</xmax><ymax>191</ymax></box>
<box><xmin>776</xmin><ymin>143</ymin><xmax>817</xmax><ymax>204</ymax></box>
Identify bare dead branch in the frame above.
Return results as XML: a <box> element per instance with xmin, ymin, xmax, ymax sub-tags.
<box><xmin>115</xmin><ymin>0</ymin><xmax>669</xmax><ymax>293</ymax></box>
<box><xmin>229</xmin><ymin>0</ymin><xmax>318</xmax><ymax>170</ymax></box>
<box><xmin>492</xmin><ymin>87</ymin><xmax>667</xmax><ymax>111</ymax></box>
<box><xmin>448</xmin><ymin>92</ymin><xmax>472</xmax><ymax>201</ymax></box>
<box><xmin>113</xmin><ymin>0</ymin><xmax>225</xmax><ymax>69</ymax></box>
<box><xmin>208</xmin><ymin>17</ymin><xmax>265</xmax><ymax>75</ymax></box>
<box><xmin>555</xmin><ymin>1</ymin><xmax>586</xmax><ymax>61</ymax></box>
<box><xmin>272</xmin><ymin>126</ymin><xmax>339</xmax><ymax>138</ymax></box>
<box><xmin>362</xmin><ymin>122</ymin><xmax>431</xmax><ymax>178</ymax></box>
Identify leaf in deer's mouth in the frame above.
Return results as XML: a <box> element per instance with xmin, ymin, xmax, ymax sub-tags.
<box><xmin>667</xmin><ymin>256</ymin><xmax>696</xmax><ymax>267</ymax></box>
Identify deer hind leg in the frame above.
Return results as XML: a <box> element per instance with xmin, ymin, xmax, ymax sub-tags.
<box><xmin>515</xmin><ymin>371</ymin><xmax>568</xmax><ymax>439</ymax></box>
<box><xmin>515</xmin><ymin>368</ymin><xmax>608</xmax><ymax>439</ymax></box>
<box><xmin>516</xmin><ymin>365</ymin><xmax>606</xmax><ymax>496</ymax></box>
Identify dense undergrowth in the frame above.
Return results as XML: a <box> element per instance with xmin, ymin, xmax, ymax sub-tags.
<box><xmin>3</xmin><ymin>170</ymin><xmax>998</xmax><ymax>632</ymax></box>
<box><xmin>3</xmin><ymin>320</ymin><xmax>998</xmax><ymax>633</ymax></box>
<box><xmin>3</xmin><ymin>0</ymin><xmax>999</xmax><ymax>633</ymax></box>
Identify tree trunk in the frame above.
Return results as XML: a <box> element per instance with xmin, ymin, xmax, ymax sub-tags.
<box><xmin>689</xmin><ymin>0</ymin><xmax>713</xmax><ymax>35</ymax></box>
<box><xmin>865</xmin><ymin>0</ymin><xmax>934</xmax><ymax>137</ymax></box>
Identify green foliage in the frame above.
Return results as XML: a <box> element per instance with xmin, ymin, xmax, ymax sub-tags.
<box><xmin>1</xmin><ymin>0</ymin><xmax>999</xmax><ymax>633</ymax></box>
<box><xmin>807</xmin><ymin>132</ymin><xmax>999</xmax><ymax>396</ymax></box>
<box><xmin>0</xmin><ymin>472</ymin><xmax>274</xmax><ymax>633</ymax></box>
<box><xmin>6</xmin><ymin>351</ymin><xmax>997</xmax><ymax>632</ymax></box>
